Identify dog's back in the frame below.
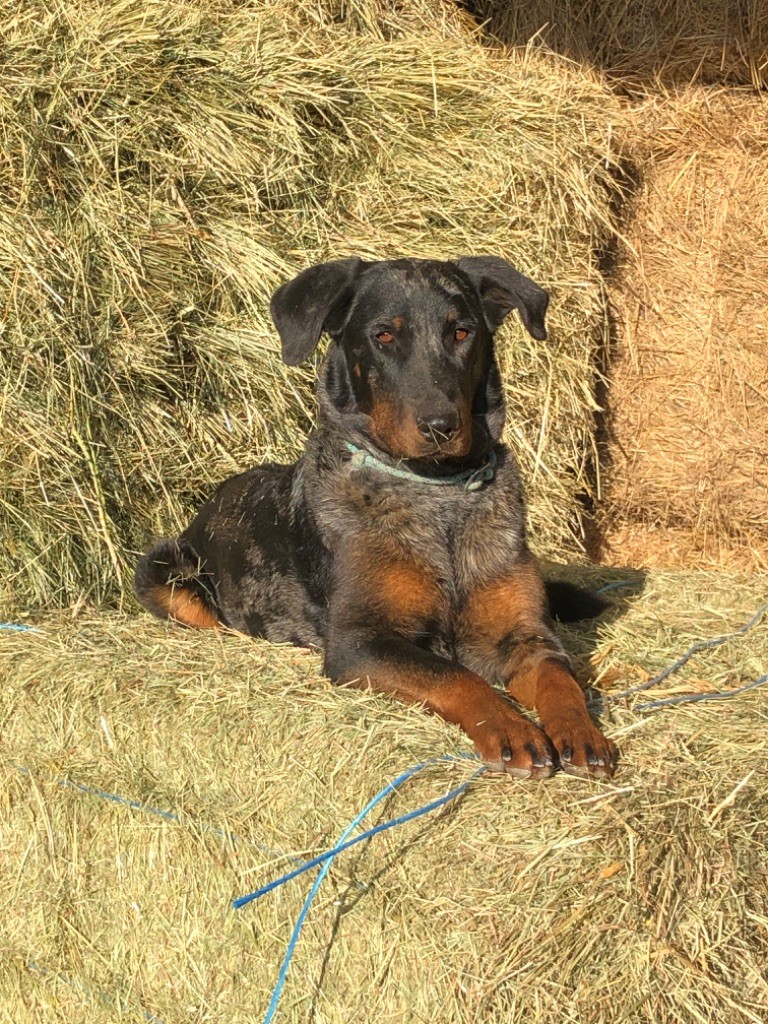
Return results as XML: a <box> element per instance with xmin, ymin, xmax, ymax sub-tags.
<box><xmin>136</xmin><ymin>461</ymin><xmax>329</xmax><ymax>645</ymax></box>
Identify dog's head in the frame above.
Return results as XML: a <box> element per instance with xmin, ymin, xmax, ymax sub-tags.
<box><xmin>270</xmin><ymin>256</ymin><xmax>548</xmax><ymax>462</ymax></box>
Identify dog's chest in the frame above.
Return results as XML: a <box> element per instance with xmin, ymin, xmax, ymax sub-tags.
<box><xmin>325</xmin><ymin>463</ymin><xmax>527</xmax><ymax>602</ymax></box>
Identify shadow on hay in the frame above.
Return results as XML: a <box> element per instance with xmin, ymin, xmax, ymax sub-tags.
<box><xmin>545</xmin><ymin>563</ymin><xmax>648</xmax><ymax>720</ymax></box>
<box><xmin>578</xmin><ymin>157</ymin><xmax>645</xmax><ymax>567</ymax></box>
<box><xmin>460</xmin><ymin>0</ymin><xmax>768</xmax><ymax>90</ymax></box>
<box><xmin>306</xmin><ymin>804</ymin><xmax>454</xmax><ymax>1023</ymax></box>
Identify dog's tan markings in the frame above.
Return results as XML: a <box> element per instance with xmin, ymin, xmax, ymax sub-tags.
<box><xmin>377</xmin><ymin>561</ymin><xmax>442</xmax><ymax>625</ymax></box>
<box><xmin>515</xmin><ymin>657</ymin><xmax>618</xmax><ymax>777</ymax></box>
<box><xmin>347</xmin><ymin>546</ymin><xmax>444</xmax><ymax>631</ymax></box>
<box><xmin>462</xmin><ymin>558</ymin><xmax>617</xmax><ymax>777</ymax></box>
<box><xmin>507</xmin><ymin>656</ymin><xmax>583</xmax><ymax>717</ymax></box>
<box><xmin>462</xmin><ymin>558</ymin><xmax>547</xmax><ymax>646</ymax></box>
<box><xmin>368</xmin><ymin>392</ymin><xmax>423</xmax><ymax>459</ymax></box>
<box><xmin>151</xmin><ymin>584</ymin><xmax>220</xmax><ymax>629</ymax></box>
<box><xmin>337</xmin><ymin>659</ymin><xmax>555</xmax><ymax>779</ymax></box>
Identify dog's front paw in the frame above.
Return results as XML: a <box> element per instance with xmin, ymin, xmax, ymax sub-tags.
<box><xmin>470</xmin><ymin>706</ymin><xmax>556</xmax><ymax>780</ymax></box>
<box><xmin>543</xmin><ymin>708</ymin><xmax>618</xmax><ymax>779</ymax></box>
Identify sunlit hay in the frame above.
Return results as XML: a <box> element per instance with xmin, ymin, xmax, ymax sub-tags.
<box><xmin>600</xmin><ymin>89</ymin><xmax>768</xmax><ymax>572</ymax></box>
<box><xmin>1</xmin><ymin>569</ymin><xmax>767</xmax><ymax>1022</ymax></box>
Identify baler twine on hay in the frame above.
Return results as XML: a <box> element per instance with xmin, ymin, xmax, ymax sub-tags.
<box><xmin>6</xmin><ymin>596</ymin><xmax>767</xmax><ymax>1023</ymax></box>
<box><xmin>13</xmin><ymin>765</ymin><xmax>304</xmax><ymax>866</ymax></box>
<box><xmin>249</xmin><ymin>755</ymin><xmax>486</xmax><ymax>1024</ymax></box>
<box><xmin>232</xmin><ymin>754</ymin><xmax>483</xmax><ymax>911</ymax></box>
<box><xmin>15</xmin><ymin>755</ymin><xmax>485</xmax><ymax>1024</ymax></box>
<box><xmin>605</xmin><ymin>600</ymin><xmax>768</xmax><ymax>706</ymax></box>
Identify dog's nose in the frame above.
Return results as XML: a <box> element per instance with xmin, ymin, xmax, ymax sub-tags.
<box><xmin>417</xmin><ymin>413</ymin><xmax>460</xmax><ymax>441</ymax></box>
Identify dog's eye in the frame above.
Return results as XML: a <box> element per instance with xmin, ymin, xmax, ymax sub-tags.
<box><xmin>454</xmin><ymin>328</ymin><xmax>471</xmax><ymax>342</ymax></box>
<box><xmin>376</xmin><ymin>331</ymin><xmax>394</xmax><ymax>345</ymax></box>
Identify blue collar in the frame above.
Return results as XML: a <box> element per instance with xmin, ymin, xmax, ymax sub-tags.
<box><xmin>344</xmin><ymin>443</ymin><xmax>497</xmax><ymax>492</ymax></box>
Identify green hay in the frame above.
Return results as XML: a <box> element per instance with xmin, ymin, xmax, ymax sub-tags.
<box><xmin>0</xmin><ymin>0</ymin><xmax>620</xmax><ymax>614</ymax></box>
<box><xmin>1</xmin><ymin>570</ymin><xmax>767</xmax><ymax>1023</ymax></box>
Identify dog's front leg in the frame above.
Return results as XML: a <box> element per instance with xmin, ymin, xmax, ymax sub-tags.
<box><xmin>325</xmin><ymin>627</ymin><xmax>555</xmax><ymax>779</ymax></box>
<box><xmin>458</xmin><ymin>555</ymin><xmax>618</xmax><ymax>778</ymax></box>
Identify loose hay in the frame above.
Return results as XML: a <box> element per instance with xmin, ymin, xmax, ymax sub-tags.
<box><xmin>0</xmin><ymin>0</ymin><xmax>620</xmax><ymax>614</ymax></box>
<box><xmin>1</xmin><ymin>571</ymin><xmax>767</xmax><ymax>1023</ymax></box>
<box><xmin>599</xmin><ymin>89</ymin><xmax>768</xmax><ymax>572</ymax></box>
<box><xmin>467</xmin><ymin>0</ymin><xmax>768</xmax><ymax>89</ymax></box>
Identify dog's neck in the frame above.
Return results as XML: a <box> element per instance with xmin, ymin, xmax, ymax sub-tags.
<box><xmin>341</xmin><ymin>442</ymin><xmax>498</xmax><ymax>491</ymax></box>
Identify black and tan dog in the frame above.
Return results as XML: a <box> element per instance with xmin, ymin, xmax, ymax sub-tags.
<box><xmin>135</xmin><ymin>256</ymin><xmax>617</xmax><ymax>779</ymax></box>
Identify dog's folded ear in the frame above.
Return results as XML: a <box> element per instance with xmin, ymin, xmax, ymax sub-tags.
<box><xmin>454</xmin><ymin>256</ymin><xmax>549</xmax><ymax>340</ymax></box>
<box><xmin>270</xmin><ymin>257</ymin><xmax>367</xmax><ymax>365</ymax></box>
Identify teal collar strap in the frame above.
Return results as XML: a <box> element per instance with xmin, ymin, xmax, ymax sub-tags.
<box><xmin>344</xmin><ymin>443</ymin><xmax>497</xmax><ymax>492</ymax></box>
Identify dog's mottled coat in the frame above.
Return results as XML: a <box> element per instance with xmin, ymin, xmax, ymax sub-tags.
<box><xmin>136</xmin><ymin>256</ymin><xmax>617</xmax><ymax>779</ymax></box>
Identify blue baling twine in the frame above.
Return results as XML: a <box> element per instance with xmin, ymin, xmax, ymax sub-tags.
<box><xmin>14</xmin><ymin>756</ymin><xmax>483</xmax><ymax>1024</ymax></box>
<box><xmin>249</xmin><ymin>755</ymin><xmax>485</xmax><ymax>1024</ymax></box>
<box><xmin>606</xmin><ymin>600</ymin><xmax>768</xmax><ymax>704</ymax></box>
<box><xmin>14</xmin><ymin>765</ymin><xmax>302</xmax><ymax>865</ymax></box>
<box><xmin>632</xmin><ymin>673</ymin><xmax>768</xmax><ymax>711</ymax></box>
<box><xmin>595</xmin><ymin>579</ymin><xmax>641</xmax><ymax>595</ymax></box>
<box><xmin>234</xmin><ymin>754</ymin><xmax>483</xmax><ymax>910</ymax></box>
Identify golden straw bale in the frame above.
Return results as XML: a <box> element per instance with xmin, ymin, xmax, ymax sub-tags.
<box><xmin>600</xmin><ymin>90</ymin><xmax>768</xmax><ymax>570</ymax></box>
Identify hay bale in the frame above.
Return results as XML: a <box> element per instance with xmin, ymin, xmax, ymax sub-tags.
<box><xmin>2</xmin><ymin>571</ymin><xmax>767</xmax><ymax>1022</ymax></box>
<box><xmin>293</xmin><ymin>0</ymin><xmax>475</xmax><ymax>37</ymax></box>
<box><xmin>467</xmin><ymin>0</ymin><xmax>768</xmax><ymax>88</ymax></box>
<box><xmin>599</xmin><ymin>90</ymin><xmax>768</xmax><ymax>571</ymax></box>
<box><xmin>0</xmin><ymin>0</ymin><xmax>620</xmax><ymax>614</ymax></box>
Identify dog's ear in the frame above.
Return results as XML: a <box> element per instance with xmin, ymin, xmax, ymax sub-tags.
<box><xmin>454</xmin><ymin>256</ymin><xmax>549</xmax><ymax>340</ymax></box>
<box><xmin>270</xmin><ymin>258</ymin><xmax>366</xmax><ymax>365</ymax></box>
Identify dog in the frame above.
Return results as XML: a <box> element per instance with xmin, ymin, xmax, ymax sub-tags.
<box><xmin>135</xmin><ymin>256</ymin><xmax>617</xmax><ymax>779</ymax></box>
